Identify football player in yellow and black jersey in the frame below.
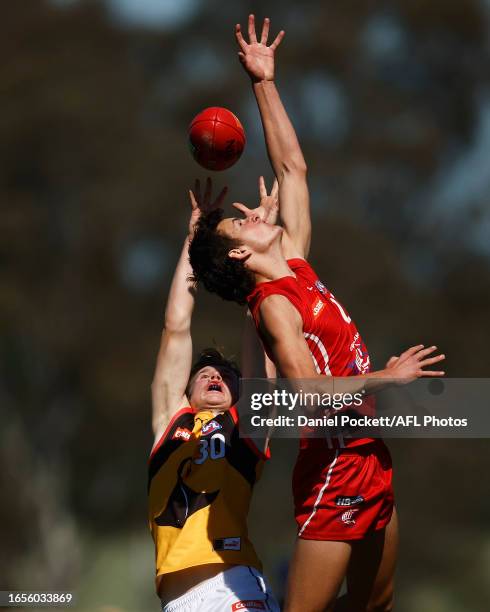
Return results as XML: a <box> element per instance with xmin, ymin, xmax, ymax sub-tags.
<box><xmin>149</xmin><ymin>178</ymin><xmax>280</xmax><ymax>612</ymax></box>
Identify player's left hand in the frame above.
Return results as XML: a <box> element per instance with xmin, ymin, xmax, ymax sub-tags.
<box><xmin>188</xmin><ymin>177</ymin><xmax>227</xmax><ymax>235</ymax></box>
<box><xmin>385</xmin><ymin>345</ymin><xmax>446</xmax><ymax>383</ymax></box>
<box><xmin>385</xmin><ymin>355</ymin><xmax>400</xmax><ymax>369</ymax></box>
<box><xmin>232</xmin><ymin>176</ymin><xmax>279</xmax><ymax>224</ymax></box>
<box><xmin>235</xmin><ymin>15</ymin><xmax>285</xmax><ymax>82</ymax></box>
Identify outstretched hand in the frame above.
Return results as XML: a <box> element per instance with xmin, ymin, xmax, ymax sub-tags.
<box><xmin>235</xmin><ymin>14</ymin><xmax>285</xmax><ymax>82</ymax></box>
<box><xmin>233</xmin><ymin>176</ymin><xmax>279</xmax><ymax>224</ymax></box>
<box><xmin>188</xmin><ymin>177</ymin><xmax>227</xmax><ymax>235</ymax></box>
<box><xmin>385</xmin><ymin>345</ymin><xmax>445</xmax><ymax>383</ymax></box>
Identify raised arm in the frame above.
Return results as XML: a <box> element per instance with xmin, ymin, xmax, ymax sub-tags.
<box><xmin>236</xmin><ymin>14</ymin><xmax>311</xmax><ymax>259</ymax></box>
<box><xmin>151</xmin><ymin>179</ymin><xmax>227</xmax><ymax>444</ymax></box>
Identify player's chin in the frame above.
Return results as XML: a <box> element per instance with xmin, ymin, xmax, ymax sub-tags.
<box><xmin>203</xmin><ymin>391</ymin><xmax>231</xmax><ymax>408</ymax></box>
<box><xmin>267</xmin><ymin>224</ymin><xmax>282</xmax><ymax>242</ymax></box>
<box><xmin>253</xmin><ymin>225</ymin><xmax>281</xmax><ymax>251</ymax></box>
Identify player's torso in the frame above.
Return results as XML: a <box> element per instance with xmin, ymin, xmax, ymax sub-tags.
<box><xmin>248</xmin><ymin>259</ymin><xmax>375</xmax><ymax>449</ymax></box>
<box><xmin>148</xmin><ymin>408</ymin><xmax>264</xmax><ymax>576</ymax></box>
<box><xmin>293</xmin><ymin>264</ymin><xmax>371</xmax><ymax>377</ymax></box>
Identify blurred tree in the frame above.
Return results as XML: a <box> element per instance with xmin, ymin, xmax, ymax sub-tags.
<box><xmin>1</xmin><ymin>0</ymin><xmax>489</xmax><ymax>609</ymax></box>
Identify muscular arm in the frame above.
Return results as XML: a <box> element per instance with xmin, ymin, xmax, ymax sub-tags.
<box><xmin>258</xmin><ymin>295</ymin><xmax>445</xmax><ymax>399</ymax></box>
<box><xmin>236</xmin><ymin>15</ymin><xmax>311</xmax><ymax>259</ymax></box>
<box><xmin>258</xmin><ymin>295</ymin><xmax>331</xmax><ymax>387</ymax></box>
<box><xmin>253</xmin><ymin>79</ymin><xmax>310</xmax><ymax>259</ymax></box>
<box><xmin>151</xmin><ymin>236</ymin><xmax>194</xmax><ymax>442</ymax></box>
<box><xmin>151</xmin><ymin>179</ymin><xmax>227</xmax><ymax>444</ymax></box>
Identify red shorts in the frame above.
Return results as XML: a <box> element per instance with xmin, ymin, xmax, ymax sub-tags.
<box><xmin>293</xmin><ymin>440</ymin><xmax>394</xmax><ymax>540</ymax></box>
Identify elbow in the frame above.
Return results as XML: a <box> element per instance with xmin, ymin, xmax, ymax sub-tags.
<box><xmin>282</xmin><ymin>155</ymin><xmax>307</xmax><ymax>177</ymax></box>
<box><xmin>164</xmin><ymin>303</ymin><xmax>192</xmax><ymax>334</ymax></box>
<box><xmin>163</xmin><ymin>319</ymin><xmax>190</xmax><ymax>335</ymax></box>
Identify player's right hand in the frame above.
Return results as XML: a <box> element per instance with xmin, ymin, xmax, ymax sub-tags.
<box><xmin>232</xmin><ymin>176</ymin><xmax>279</xmax><ymax>224</ymax></box>
<box><xmin>235</xmin><ymin>15</ymin><xmax>285</xmax><ymax>82</ymax></box>
<box><xmin>385</xmin><ymin>345</ymin><xmax>445</xmax><ymax>383</ymax></box>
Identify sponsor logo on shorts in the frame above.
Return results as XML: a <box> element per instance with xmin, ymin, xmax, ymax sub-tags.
<box><xmin>312</xmin><ymin>298</ymin><xmax>325</xmax><ymax>317</ymax></box>
<box><xmin>213</xmin><ymin>536</ymin><xmax>241</xmax><ymax>551</ymax></box>
<box><xmin>202</xmin><ymin>420</ymin><xmax>222</xmax><ymax>435</ymax></box>
<box><xmin>340</xmin><ymin>509</ymin><xmax>359</xmax><ymax>525</ymax></box>
<box><xmin>172</xmin><ymin>427</ymin><xmax>192</xmax><ymax>441</ymax></box>
<box><xmin>231</xmin><ymin>601</ymin><xmax>266</xmax><ymax>611</ymax></box>
<box><xmin>335</xmin><ymin>495</ymin><xmax>364</xmax><ymax>507</ymax></box>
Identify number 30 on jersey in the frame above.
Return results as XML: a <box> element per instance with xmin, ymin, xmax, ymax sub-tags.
<box><xmin>194</xmin><ymin>433</ymin><xmax>226</xmax><ymax>464</ymax></box>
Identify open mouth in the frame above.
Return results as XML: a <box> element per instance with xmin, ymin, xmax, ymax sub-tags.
<box><xmin>207</xmin><ymin>383</ymin><xmax>222</xmax><ymax>392</ymax></box>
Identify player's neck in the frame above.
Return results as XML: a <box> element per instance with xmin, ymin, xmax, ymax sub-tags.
<box><xmin>253</xmin><ymin>250</ymin><xmax>295</xmax><ymax>284</ymax></box>
<box><xmin>196</xmin><ymin>407</ymin><xmax>227</xmax><ymax>417</ymax></box>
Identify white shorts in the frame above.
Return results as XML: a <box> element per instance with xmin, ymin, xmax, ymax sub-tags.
<box><xmin>161</xmin><ymin>565</ymin><xmax>280</xmax><ymax>612</ymax></box>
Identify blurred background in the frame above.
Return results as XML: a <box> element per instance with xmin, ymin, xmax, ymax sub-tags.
<box><xmin>1</xmin><ymin>0</ymin><xmax>490</xmax><ymax>610</ymax></box>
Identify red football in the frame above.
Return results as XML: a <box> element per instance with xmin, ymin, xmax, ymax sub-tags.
<box><xmin>188</xmin><ymin>107</ymin><xmax>246</xmax><ymax>171</ymax></box>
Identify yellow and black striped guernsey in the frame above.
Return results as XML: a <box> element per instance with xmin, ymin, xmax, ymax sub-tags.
<box><xmin>148</xmin><ymin>406</ymin><xmax>270</xmax><ymax>581</ymax></box>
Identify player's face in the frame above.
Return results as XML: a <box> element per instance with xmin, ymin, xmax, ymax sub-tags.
<box><xmin>217</xmin><ymin>214</ymin><xmax>282</xmax><ymax>255</ymax></box>
<box><xmin>189</xmin><ymin>365</ymin><xmax>238</xmax><ymax>411</ymax></box>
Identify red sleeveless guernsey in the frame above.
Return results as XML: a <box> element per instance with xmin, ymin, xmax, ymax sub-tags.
<box><xmin>247</xmin><ymin>258</ymin><xmax>374</xmax><ymax>449</ymax></box>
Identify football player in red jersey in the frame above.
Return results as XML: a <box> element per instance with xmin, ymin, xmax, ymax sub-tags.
<box><xmin>189</xmin><ymin>15</ymin><xmax>446</xmax><ymax>612</ymax></box>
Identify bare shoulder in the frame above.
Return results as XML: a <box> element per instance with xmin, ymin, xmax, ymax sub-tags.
<box><xmin>259</xmin><ymin>293</ymin><xmax>303</xmax><ymax>336</ymax></box>
<box><xmin>151</xmin><ymin>392</ymin><xmax>190</xmax><ymax>449</ymax></box>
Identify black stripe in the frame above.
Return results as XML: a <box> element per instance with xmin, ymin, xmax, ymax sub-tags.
<box><xmin>148</xmin><ymin>413</ymin><xmax>194</xmax><ymax>489</ymax></box>
<box><xmin>227</xmin><ymin>424</ymin><xmax>260</xmax><ymax>487</ymax></box>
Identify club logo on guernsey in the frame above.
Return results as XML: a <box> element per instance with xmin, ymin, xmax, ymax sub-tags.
<box><xmin>201</xmin><ymin>420</ymin><xmax>222</xmax><ymax>435</ymax></box>
<box><xmin>315</xmin><ymin>280</ymin><xmax>328</xmax><ymax>295</ymax></box>
<box><xmin>172</xmin><ymin>427</ymin><xmax>192</xmax><ymax>441</ymax></box>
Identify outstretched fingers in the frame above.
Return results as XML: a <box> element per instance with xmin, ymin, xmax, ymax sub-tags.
<box><xmin>418</xmin><ymin>369</ymin><xmax>445</xmax><ymax>377</ymax></box>
<box><xmin>419</xmin><ymin>354</ymin><xmax>445</xmax><ymax>368</ymax></box>
<box><xmin>237</xmin><ymin>16</ymin><xmax>284</xmax><ymax>51</ymax></box>
<box><xmin>270</xmin><ymin>29</ymin><xmax>285</xmax><ymax>51</ymax></box>
<box><xmin>235</xmin><ymin>23</ymin><xmax>247</xmax><ymax>51</ymax></box>
<box><xmin>271</xmin><ymin>177</ymin><xmax>279</xmax><ymax>198</ymax></box>
<box><xmin>189</xmin><ymin>189</ymin><xmax>198</xmax><ymax>211</ymax></box>
<box><xmin>419</xmin><ymin>355</ymin><xmax>446</xmax><ymax>368</ymax></box>
<box><xmin>212</xmin><ymin>185</ymin><xmax>228</xmax><ymax>209</ymax></box>
<box><xmin>416</xmin><ymin>346</ymin><xmax>440</xmax><ymax>360</ymax></box>
<box><xmin>261</xmin><ymin>17</ymin><xmax>270</xmax><ymax>45</ymax></box>
<box><xmin>232</xmin><ymin>201</ymin><xmax>253</xmax><ymax>217</ymax></box>
<box><xmin>259</xmin><ymin>175</ymin><xmax>267</xmax><ymax>199</ymax></box>
<box><xmin>399</xmin><ymin>344</ymin><xmax>425</xmax><ymax>362</ymax></box>
<box><xmin>203</xmin><ymin>176</ymin><xmax>212</xmax><ymax>207</ymax></box>
<box><xmin>259</xmin><ymin>176</ymin><xmax>279</xmax><ymax>199</ymax></box>
<box><xmin>248</xmin><ymin>14</ymin><xmax>257</xmax><ymax>43</ymax></box>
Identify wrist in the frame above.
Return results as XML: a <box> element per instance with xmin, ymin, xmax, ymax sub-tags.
<box><xmin>376</xmin><ymin>368</ymin><xmax>395</xmax><ymax>380</ymax></box>
<box><xmin>252</xmin><ymin>77</ymin><xmax>275</xmax><ymax>88</ymax></box>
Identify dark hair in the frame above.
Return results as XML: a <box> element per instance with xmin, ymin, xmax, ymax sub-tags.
<box><xmin>189</xmin><ymin>209</ymin><xmax>255</xmax><ymax>305</ymax></box>
<box><xmin>186</xmin><ymin>348</ymin><xmax>241</xmax><ymax>401</ymax></box>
